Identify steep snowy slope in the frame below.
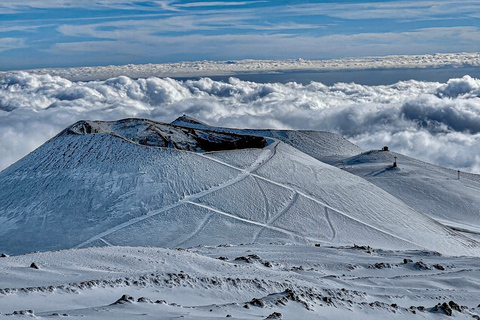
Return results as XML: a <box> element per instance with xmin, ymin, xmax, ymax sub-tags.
<box><xmin>0</xmin><ymin>118</ymin><xmax>479</xmax><ymax>256</ymax></box>
<box><xmin>337</xmin><ymin>150</ymin><xmax>480</xmax><ymax>240</ymax></box>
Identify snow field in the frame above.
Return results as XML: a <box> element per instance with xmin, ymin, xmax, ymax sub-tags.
<box><xmin>1</xmin><ymin>244</ymin><xmax>480</xmax><ymax>319</ymax></box>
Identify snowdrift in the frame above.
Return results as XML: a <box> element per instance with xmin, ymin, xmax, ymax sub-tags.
<box><xmin>0</xmin><ymin>117</ymin><xmax>479</xmax><ymax>256</ymax></box>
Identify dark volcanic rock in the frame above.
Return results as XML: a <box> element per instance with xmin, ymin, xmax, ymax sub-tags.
<box><xmin>61</xmin><ymin>118</ymin><xmax>267</xmax><ymax>152</ymax></box>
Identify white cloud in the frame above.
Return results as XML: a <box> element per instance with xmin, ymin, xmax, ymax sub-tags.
<box><xmin>0</xmin><ymin>38</ymin><xmax>26</xmax><ymax>53</ymax></box>
<box><xmin>2</xmin><ymin>72</ymin><xmax>480</xmax><ymax>174</ymax></box>
<box><xmin>176</xmin><ymin>1</ymin><xmax>266</xmax><ymax>8</ymax></box>
<box><xmin>283</xmin><ymin>0</ymin><xmax>480</xmax><ymax>21</ymax></box>
<box><xmin>47</xmin><ymin>27</ymin><xmax>480</xmax><ymax>62</ymax></box>
<box><xmin>0</xmin><ymin>0</ymin><xmax>177</xmax><ymax>10</ymax></box>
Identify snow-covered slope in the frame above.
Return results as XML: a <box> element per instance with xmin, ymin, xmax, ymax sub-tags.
<box><xmin>0</xmin><ymin>118</ymin><xmax>479</xmax><ymax>256</ymax></box>
<box><xmin>337</xmin><ymin>150</ymin><xmax>480</xmax><ymax>240</ymax></box>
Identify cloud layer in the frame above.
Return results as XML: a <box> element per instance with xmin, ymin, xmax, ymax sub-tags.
<box><xmin>2</xmin><ymin>72</ymin><xmax>480</xmax><ymax>173</ymax></box>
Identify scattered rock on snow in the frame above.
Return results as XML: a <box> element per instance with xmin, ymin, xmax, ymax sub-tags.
<box><xmin>0</xmin><ymin>253</ymin><xmax>9</xmax><ymax>257</ymax></box>
<box><xmin>448</xmin><ymin>300</ymin><xmax>462</xmax><ymax>312</ymax></box>
<box><xmin>414</xmin><ymin>261</ymin><xmax>430</xmax><ymax>270</ymax></box>
<box><xmin>291</xmin><ymin>265</ymin><xmax>305</xmax><ymax>271</ymax></box>
<box><xmin>431</xmin><ymin>301</ymin><xmax>462</xmax><ymax>316</ymax></box>
<box><xmin>10</xmin><ymin>310</ymin><xmax>35</xmax><ymax>316</ymax></box>
<box><xmin>234</xmin><ymin>254</ymin><xmax>261</xmax><ymax>263</ymax></box>
<box><xmin>30</xmin><ymin>262</ymin><xmax>39</xmax><ymax>269</ymax></box>
<box><xmin>353</xmin><ymin>244</ymin><xmax>375</xmax><ymax>254</ymax></box>
<box><xmin>265</xmin><ymin>311</ymin><xmax>283</xmax><ymax>319</ymax></box>
<box><xmin>433</xmin><ymin>264</ymin><xmax>445</xmax><ymax>270</ymax></box>
<box><xmin>369</xmin><ymin>262</ymin><xmax>393</xmax><ymax>269</ymax></box>
<box><xmin>422</xmin><ymin>251</ymin><xmax>442</xmax><ymax>257</ymax></box>
<box><xmin>433</xmin><ymin>302</ymin><xmax>453</xmax><ymax>316</ymax></box>
<box><xmin>249</xmin><ymin>298</ymin><xmax>266</xmax><ymax>308</ymax></box>
<box><xmin>113</xmin><ymin>294</ymin><xmax>135</xmax><ymax>304</ymax></box>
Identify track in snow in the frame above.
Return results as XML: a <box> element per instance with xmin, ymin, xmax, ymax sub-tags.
<box><xmin>186</xmin><ymin>200</ymin><xmax>323</xmax><ymax>243</ymax></box>
<box><xmin>201</xmin><ymin>144</ymin><xmax>420</xmax><ymax>248</ymax></box>
<box><xmin>75</xmin><ymin>142</ymin><xmax>279</xmax><ymax>249</ymax></box>
<box><xmin>324</xmin><ymin>207</ymin><xmax>336</xmax><ymax>241</ymax></box>
<box><xmin>76</xmin><ymin>140</ymin><xmax>419</xmax><ymax>249</ymax></box>
<box><xmin>252</xmin><ymin>190</ymin><xmax>298</xmax><ymax>243</ymax></box>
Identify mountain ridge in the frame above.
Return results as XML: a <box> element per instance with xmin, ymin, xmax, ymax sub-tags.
<box><xmin>0</xmin><ymin>117</ymin><xmax>479</xmax><ymax>256</ymax></box>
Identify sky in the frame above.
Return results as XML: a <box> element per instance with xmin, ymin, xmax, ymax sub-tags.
<box><xmin>1</xmin><ymin>0</ymin><xmax>480</xmax><ymax>70</ymax></box>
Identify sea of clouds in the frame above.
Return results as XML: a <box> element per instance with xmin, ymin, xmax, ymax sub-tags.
<box><xmin>2</xmin><ymin>71</ymin><xmax>480</xmax><ymax>173</ymax></box>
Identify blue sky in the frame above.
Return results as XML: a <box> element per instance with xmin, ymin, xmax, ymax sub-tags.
<box><xmin>1</xmin><ymin>0</ymin><xmax>480</xmax><ymax>70</ymax></box>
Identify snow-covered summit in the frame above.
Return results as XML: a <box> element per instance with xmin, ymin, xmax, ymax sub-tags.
<box><xmin>170</xmin><ymin>115</ymin><xmax>364</xmax><ymax>163</ymax></box>
<box><xmin>1</xmin><ymin>118</ymin><xmax>479</xmax><ymax>256</ymax></box>
<box><xmin>171</xmin><ymin>115</ymin><xmax>209</xmax><ymax>126</ymax></box>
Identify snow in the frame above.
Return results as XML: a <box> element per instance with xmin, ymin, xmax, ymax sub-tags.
<box><xmin>337</xmin><ymin>150</ymin><xmax>480</xmax><ymax>241</ymax></box>
<box><xmin>3</xmin><ymin>117</ymin><xmax>480</xmax><ymax>318</ymax></box>
<box><xmin>1</xmin><ymin>118</ymin><xmax>479</xmax><ymax>257</ymax></box>
<box><xmin>1</xmin><ymin>244</ymin><xmax>480</xmax><ymax>319</ymax></box>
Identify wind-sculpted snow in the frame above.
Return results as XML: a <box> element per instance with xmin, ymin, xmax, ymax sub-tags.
<box><xmin>3</xmin><ymin>72</ymin><xmax>480</xmax><ymax>172</ymax></box>
<box><xmin>2</xmin><ymin>244</ymin><xmax>480</xmax><ymax>319</ymax></box>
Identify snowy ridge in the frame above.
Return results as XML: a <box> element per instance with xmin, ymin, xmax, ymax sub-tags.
<box><xmin>172</xmin><ymin>115</ymin><xmax>364</xmax><ymax>162</ymax></box>
<box><xmin>1</xmin><ymin>117</ymin><xmax>479</xmax><ymax>257</ymax></box>
<box><xmin>60</xmin><ymin>118</ymin><xmax>267</xmax><ymax>152</ymax></box>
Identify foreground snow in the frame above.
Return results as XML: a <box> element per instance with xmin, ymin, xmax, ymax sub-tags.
<box><xmin>1</xmin><ymin>244</ymin><xmax>480</xmax><ymax>319</ymax></box>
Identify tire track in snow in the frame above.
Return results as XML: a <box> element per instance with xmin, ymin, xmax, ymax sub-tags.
<box><xmin>186</xmin><ymin>200</ymin><xmax>322</xmax><ymax>243</ymax></box>
<box><xmin>268</xmin><ymin>191</ymin><xmax>299</xmax><ymax>225</ymax></box>
<box><xmin>253</xmin><ymin>176</ymin><xmax>270</xmax><ymax>223</ymax></box>
<box><xmin>74</xmin><ymin>142</ymin><xmax>278</xmax><ymax>249</ymax></box>
<box><xmin>170</xmin><ymin>210</ymin><xmax>214</xmax><ymax>248</ymax></box>
<box><xmin>252</xmin><ymin>190</ymin><xmax>298</xmax><ymax>243</ymax></box>
<box><xmin>324</xmin><ymin>207</ymin><xmax>336</xmax><ymax>241</ymax></box>
<box><xmin>99</xmin><ymin>238</ymin><xmax>113</xmax><ymax>246</ymax></box>
<box><xmin>200</xmin><ymin>144</ymin><xmax>421</xmax><ymax>248</ymax></box>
